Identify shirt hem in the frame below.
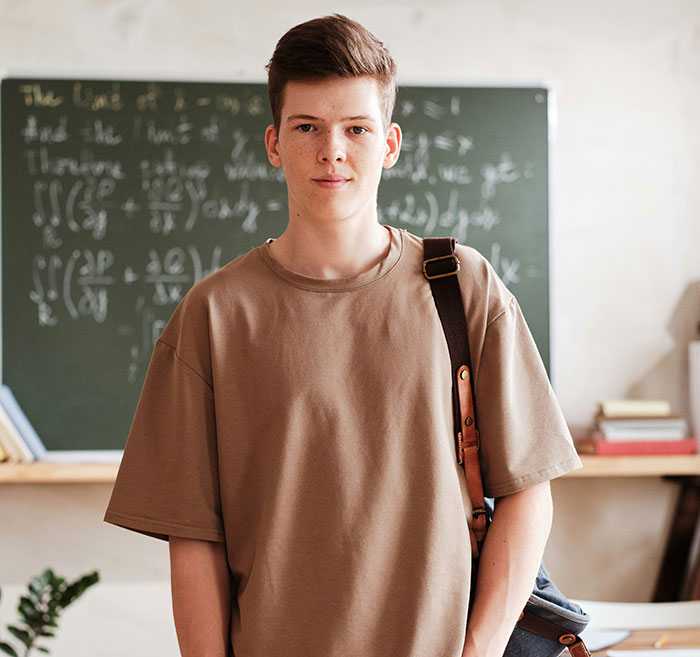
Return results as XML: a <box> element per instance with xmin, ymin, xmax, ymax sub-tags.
<box><xmin>104</xmin><ymin>509</ymin><xmax>226</xmax><ymax>543</ymax></box>
<box><xmin>484</xmin><ymin>455</ymin><xmax>583</xmax><ymax>498</ymax></box>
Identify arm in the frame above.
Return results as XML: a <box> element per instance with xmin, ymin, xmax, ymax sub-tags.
<box><xmin>169</xmin><ymin>536</ymin><xmax>232</xmax><ymax>657</ymax></box>
<box><xmin>461</xmin><ymin>480</ymin><xmax>553</xmax><ymax>657</ymax></box>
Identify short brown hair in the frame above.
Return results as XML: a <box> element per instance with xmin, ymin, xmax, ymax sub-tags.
<box><xmin>266</xmin><ymin>14</ymin><xmax>397</xmax><ymax>132</ymax></box>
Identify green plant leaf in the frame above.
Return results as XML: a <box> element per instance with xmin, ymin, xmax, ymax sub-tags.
<box><xmin>4</xmin><ymin>567</ymin><xmax>100</xmax><ymax>657</ymax></box>
<box><xmin>28</xmin><ymin>579</ymin><xmax>44</xmax><ymax>601</ymax></box>
<box><xmin>6</xmin><ymin>626</ymin><xmax>31</xmax><ymax>648</ymax></box>
<box><xmin>33</xmin><ymin>576</ymin><xmax>47</xmax><ymax>592</ymax></box>
<box><xmin>0</xmin><ymin>641</ymin><xmax>19</xmax><ymax>657</ymax></box>
<box><xmin>18</xmin><ymin>597</ymin><xmax>39</xmax><ymax>622</ymax></box>
<box><xmin>54</xmin><ymin>571</ymin><xmax>99</xmax><ymax>608</ymax></box>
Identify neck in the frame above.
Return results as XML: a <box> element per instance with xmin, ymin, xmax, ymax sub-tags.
<box><xmin>269</xmin><ymin>219</ymin><xmax>391</xmax><ymax>279</ymax></box>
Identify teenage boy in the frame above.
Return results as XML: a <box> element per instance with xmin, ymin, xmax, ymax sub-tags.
<box><xmin>105</xmin><ymin>14</ymin><xmax>581</xmax><ymax>657</ymax></box>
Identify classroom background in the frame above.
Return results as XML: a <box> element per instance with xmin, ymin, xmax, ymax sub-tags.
<box><xmin>1</xmin><ymin>0</ymin><xmax>699</xmax><ymax>655</ymax></box>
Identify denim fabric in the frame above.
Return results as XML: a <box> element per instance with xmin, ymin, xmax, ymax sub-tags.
<box><xmin>503</xmin><ymin>591</ymin><xmax>590</xmax><ymax>657</ymax></box>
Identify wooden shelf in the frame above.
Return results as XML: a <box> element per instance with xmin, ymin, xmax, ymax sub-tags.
<box><xmin>0</xmin><ymin>462</ymin><xmax>119</xmax><ymax>483</ymax></box>
<box><xmin>567</xmin><ymin>454</ymin><xmax>700</xmax><ymax>478</ymax></box>
<box><xmin>2</xmin><ymin>454</ymin><xmax>700</xmax><ymax>483</ymax></box>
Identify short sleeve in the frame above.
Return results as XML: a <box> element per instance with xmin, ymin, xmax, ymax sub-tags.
<box><xmin>103</xmin><ymin>337</ymin><xmax>224</xmax><ymax>543</ymax></box>
<box><xmin>474</xmin><ymin>297</ymin><xmax>582</xmax><ymax>498</ymax></box>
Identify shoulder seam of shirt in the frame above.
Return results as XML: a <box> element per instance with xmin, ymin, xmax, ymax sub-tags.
<box><xmin>485</xmin><ymin>294</ymin><xmax>516</xmax><ymax>330</ymax></box>
<box><xmin>156</xmin><ymin>339</ymin><xmax>213</xmax><ymax>389</ymax></box>
<box><xmin>474</xmin><ymin>295</ymin><xmax>516</xmax><ymax>391</ymax></box>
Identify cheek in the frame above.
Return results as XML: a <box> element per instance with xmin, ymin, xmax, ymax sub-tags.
<box><xmin>362</xmin><ymin>151</ymin><xmax>386</xmax><ymax>179</ymax></box>
<box><xmin>356</xmin><ymin>149</ymin><xmax>381</xmax><ymax>171</ymax></box>
<box><xmin>280</xmin><ymin>149</ymin><xmax>305</xmax><ymax>175</ymax></box>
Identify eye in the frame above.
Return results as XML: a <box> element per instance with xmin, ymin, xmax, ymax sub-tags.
<box><xmin>296</xmin><ymin>124</ymin><xmax>314</xmax><ymax>132</ymax></box>
<box><xmin>350</xmin><ymin>126</ymin><xmax>367</xmax><ymax>135</ymax></box>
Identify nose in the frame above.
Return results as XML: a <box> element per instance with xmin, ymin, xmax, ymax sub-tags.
<box><xmin>318</xmin><ymin>128</ymin><xmax>346</xmax><ymax>163</ymax></box>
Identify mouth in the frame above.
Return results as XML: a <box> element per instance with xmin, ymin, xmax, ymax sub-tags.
<box><xmin>313</xmin><ymin>175</ymin><xmax>350</xmax><ymax>189</ymax></box>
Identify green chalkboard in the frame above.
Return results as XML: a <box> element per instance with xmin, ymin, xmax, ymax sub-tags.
<box><xmin>1</xmin><ymin>78</ymin><xmax>549</xmax><ymax>452</ymax></box>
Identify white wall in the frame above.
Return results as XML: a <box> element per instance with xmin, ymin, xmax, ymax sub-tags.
<box><xmin>0</xmin><ymin>484</ymin><xmax>180</xmax><ymax>656</ymax></box>
<box><xmin>1</xmin><ymin>1</ymin><xmax>699</xmax><ymax>654</ymax></box>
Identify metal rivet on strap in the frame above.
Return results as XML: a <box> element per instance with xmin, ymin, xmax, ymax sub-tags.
<box><xmin>465</xmin><ymin>417</ymin><xmax>473</xmax><ymax>426</ymax></box>
<box><xmin>460</xmin><ymin>369</ymin><xmax>468</xmax><ymax>380</ymax></box>
<box><xmin>559</xmin><ymin>634</ymin><xmax>577</xmax><ymax>646</ymax></box>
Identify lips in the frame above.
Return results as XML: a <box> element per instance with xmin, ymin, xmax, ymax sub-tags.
<box><xmin>313</xmin><ymin>174</ymin><xmax>350</xmax><ymax>189</ymax></box>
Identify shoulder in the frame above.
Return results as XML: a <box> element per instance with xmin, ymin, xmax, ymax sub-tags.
<box><xmin>186</xmin><ymin>246</ymin><xmax>266</xmax><ymax>305</ymax></box>
<box><xmin>156</xmin><ymin>246</ymin><xmax>266</xmax><ymax>370</ymax></box>
<box><xmin>399</xmin><ymin>229</ymin><xmax>514</xmax><ymax>325</ymax></box>
<box><xmin>165</xmin><ymin>246</ymin><xmax>266</xmax><ymax>322</ymax></box>
<box><xmin>454</xmin><ymin>243</ymin><xmax>515</xmax><ymax>326</ymax></box>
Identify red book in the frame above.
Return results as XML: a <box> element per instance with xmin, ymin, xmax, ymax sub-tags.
<box><xmin>576</xmin><ymin>437</ymin><xmax>698</xmax><ymax>456</ymax></box>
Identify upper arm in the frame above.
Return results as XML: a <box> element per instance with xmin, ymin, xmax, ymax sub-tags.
<box><xmin>493</xmin><ymin>480</ymin><xmax>553</xmax><ymax>527</ymax></box>
<box><xmin>169</xmin><ymin>535</ymin><xmax>228</xmax><ymax>569</ymax></box>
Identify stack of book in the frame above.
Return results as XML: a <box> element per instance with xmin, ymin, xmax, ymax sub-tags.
<box><xmin>0</xmin><ymin>385</ymin><xmax>46</xmax><ymax>463</ymax></box>
<box><xmin>577</xmin><ymin>399</ymin><xmax>698</xmax><ymax>455</ymax></box>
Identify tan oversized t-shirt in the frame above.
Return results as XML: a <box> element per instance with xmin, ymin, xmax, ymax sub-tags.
<box><xmin>104</xmin><ymin>225</ymin><xmax>581</xmax><ymax>657</ymax></box>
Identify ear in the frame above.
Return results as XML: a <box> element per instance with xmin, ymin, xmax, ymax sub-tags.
<box><xmin>265</xmin><ymin>124</ymin><xmax>283</xmax><ymax>168</ymax></box>
<box><xmin>382</xmin><ymin>123</ymin><xmax>402</xmax><ymax>169</ymax></box>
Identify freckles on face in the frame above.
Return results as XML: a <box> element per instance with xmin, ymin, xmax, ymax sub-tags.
<box><xmin>264</xmin><ymin>77</ymin><xmax>401</xmax><ymax>225</ymax></box>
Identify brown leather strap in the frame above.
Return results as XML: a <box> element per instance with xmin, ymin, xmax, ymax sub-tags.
<box><xmin>568</xmin><ymin>638</ymin><xmax>592</xmax><ymax>657</ymax></box>
<box><xmin>457</xmin><ymin>364</ymin><xmax>487</xmax><ymax>558</ymax></box>
<box><xmin>516</xmin><ymin>610</ymin><xmax>591</xmax><ymax>657</ymax></box>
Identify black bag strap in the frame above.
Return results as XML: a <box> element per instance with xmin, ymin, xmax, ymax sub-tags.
<box><xmin>422</xmin><ymin>237</ymin><xmax>473</xmax><ymax>426</ymax></box>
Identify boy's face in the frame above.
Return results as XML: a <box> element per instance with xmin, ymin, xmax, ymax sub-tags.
<box><xmin>265</xmin><ymin>76</ymin><xmax>401</xmax><ymax>229</ymax></box>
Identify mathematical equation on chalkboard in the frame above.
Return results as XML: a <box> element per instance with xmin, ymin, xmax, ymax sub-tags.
<box><xmin>13</xmin><ymin>81</ymin><xmax>534</xmax><ymax>386</ymax></box>
<box><xmin>3</xmin><ymin>79</ymin><xmax>549</xmax><ymax>451</ymax></box>
<box><xmin>12</xmin><ymin>81</ymin><xmax>291</xmax><ymax>385</ymax></box>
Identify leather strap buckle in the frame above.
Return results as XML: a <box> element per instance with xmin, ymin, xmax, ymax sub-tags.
<box><xmin>422</xmin><ymin>253</ymin><xmax>460</xmax><ymax>280</ymax></box>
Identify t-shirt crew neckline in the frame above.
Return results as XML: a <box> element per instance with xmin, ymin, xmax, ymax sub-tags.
<box><xmin>258</xmin><ymin>224</ymin><xmax>404</xmax><ymax>292</ymax></box>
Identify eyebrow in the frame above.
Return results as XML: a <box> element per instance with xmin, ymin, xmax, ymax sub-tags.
<box><xmin>285</xmin><ymin>114</ymin><xmax>377</xmax><ymax>123</ymax></box>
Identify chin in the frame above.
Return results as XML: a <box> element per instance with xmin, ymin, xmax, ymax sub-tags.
<box><xmin>313</xmin><ymin>205</ymin><xmax>358</xmax><ymax>223</ymax></box>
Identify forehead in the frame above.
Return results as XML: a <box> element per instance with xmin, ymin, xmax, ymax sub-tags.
<box><xmin>279</xmin><ymin>76</ymin><xmax>383</xmax><ymax>122</ymax></box>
